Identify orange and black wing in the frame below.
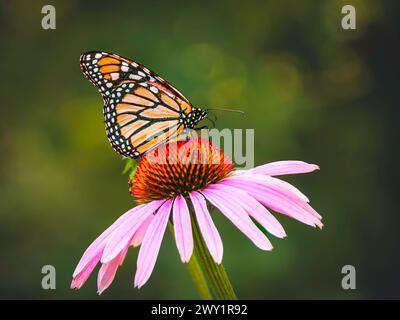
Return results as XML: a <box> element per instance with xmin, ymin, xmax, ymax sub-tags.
<box><xmin>80</xmin><ymin>51</ymin><xmax>191</xmax><ymax>104</ymax></box>
<box><xmin>104</xmin><ymin>81</ymin><xmax>189</xmax><ymax>158</ymax></box>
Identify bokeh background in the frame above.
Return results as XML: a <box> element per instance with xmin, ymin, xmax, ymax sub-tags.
<box><xmin>1</xmin><ymin>0</ymin><xmax>399</xmax><ymax>299</ymax></box>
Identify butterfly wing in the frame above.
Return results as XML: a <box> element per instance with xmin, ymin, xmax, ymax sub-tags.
<box><xmin>80</xmin><ymin>51</ymin><xmax>191</xmax><ymax>104</ymax></box>
<box><xmin>80</xmin><ymin>51</ymin><xmax>201</xmax><ymax>158</ymax></box>
<box><xmin>104</xmin><ymin>81</ymin><xmax>188</xmax><ymax>158</ymax></box>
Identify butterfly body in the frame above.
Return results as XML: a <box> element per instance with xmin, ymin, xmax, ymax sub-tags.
<box><xmin>80</xmin><ymin>51</ymin><xmax>207</xmax><ymax>158</ymax></box>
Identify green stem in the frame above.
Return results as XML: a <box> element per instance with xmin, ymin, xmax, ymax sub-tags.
<box><xmin>190</xmin><ymin>215</ymin><xmax>238</xmax><ymax>300</ymax></box>
<box><xmin>169</xmin><ymin>216</ymin><xmax>237</xmax><ymax>300</ymax></box>
<box><xmin>169</xmin><ymin>222</ymin><xmax>212</xmax><ymax>299</ymax></box>
<box><xmin>186</xmin><ymin>248</ymin><xmax>213</xmax><ymax>299</ymax></box>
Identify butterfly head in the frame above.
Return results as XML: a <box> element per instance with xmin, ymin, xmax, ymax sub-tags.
<box><xmin>184</xmin><ymin>108</ymin><xmax>208</xmax><ymax>129</ymax></box>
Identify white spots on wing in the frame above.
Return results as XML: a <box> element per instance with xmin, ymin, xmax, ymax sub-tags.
<box><xmin>106</xmin><ymin>82</ymin><xmax>113</xmax><ymax>88</ymax></box>
<box><xmin>94</xmin><ymin>53</ymin><xmax>102</xmax><ymax>59</ymax></box>
<box><xmin>121</xmin><ymin>65</ymin><xmax>129</xmax><ymax>72</ymax></box>
<box><xmin>138</xmin><ymin>71</ymin><xmax>146</xmax><ymax>77</ymax></box>
<box><xmin>129</xmin><ymin>74</ymin><xmax>141</xmax><ymax>80</ymax></box>
<box><xmin>110</xmin><ymin>73</ymin><xmax>119</xmax><ymax>80</ymax></box>
<box><xmin>150</xmin><ymin>86</ymin><xmax>158</xmax><ymax>94</ymax></box>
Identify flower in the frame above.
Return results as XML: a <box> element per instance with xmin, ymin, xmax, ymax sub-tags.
<box><xmin>71</xmin><ymin>138</ymin><xmax>322</xmax><ymax>293</ymax></box>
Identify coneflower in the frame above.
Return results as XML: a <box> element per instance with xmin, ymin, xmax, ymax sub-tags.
<box><xmin>71</xmin><ymin>138</ymin><xmax>322</xmax><ymax>295</ymax></box>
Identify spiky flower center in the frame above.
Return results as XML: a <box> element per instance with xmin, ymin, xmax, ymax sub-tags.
<box><xmin>130</xmin><ymin>138</ymin><xmax>234</xmax><ymax>203</ymax></box>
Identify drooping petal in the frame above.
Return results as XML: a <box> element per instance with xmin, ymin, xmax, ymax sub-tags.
<box><xmin>227</xmin><ymin>173</ymin><xmax>310</xmax><ymax>203</ymax></box>
<box><xmin>130</xmin><ymin>214</ymin><xmax>154</xmax><ymax>247</ymax></box>
<box><xmin>101</xmin><ymin>200</ymin><xmax>165</xmax><ymax>263</ymax></box>
<box><xmin>73</xmin><ymin>202</ymin><xmax>152</xmax><ymax>278</ymax></box>
<box><xmin>251</xmin><ymin>161</ymin><xmax>319</xmax><ymax>176</ymax></box>
<box><xmin>71</xmin><ymin>252</ymin><xmax>102</xmax><ymax>289</ymax></box>
<box><xmin>222</xmin><ymin>175</ymin><xmax>322</xmax><ymax>220</ymax></box>
<box><xmin>189</xmin><ymin>191</ymin><xmax>223</xmax><ymax>264</ymax></box>
<box><xmin>202</xmin><ymin>188</ymin><xmax>273</xmax><ymax>250</ymax></box>
<box><xmin>173</xmin><ymin>195</ymin><xmax>193</xmax><ymax>263</ymax></box>
<box><xmin>134</xmin><ymin>200</ymin><xmax>173</xmax><ymax>288</ymax></box>
<box><xmin>223</xmin><ymin>179</ymin><xmax>323</xmax><ymax>228</ymax></box>
<box><xmin>97</xmin><ymin>246</ymin><xmax>128</xmax><ymax>294</ymax></box>
<box><xmin>208</xmin><ymin>184</ymin><xmax>286</xmax><ymax>238</ymax></box>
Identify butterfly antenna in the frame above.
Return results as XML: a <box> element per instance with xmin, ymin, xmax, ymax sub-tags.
<box><xmin>207</xmin><ymin>107</ymin><xmax>246</xmax><ymax>117</ymax></box>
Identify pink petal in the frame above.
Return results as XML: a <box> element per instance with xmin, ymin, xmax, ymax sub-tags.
<box><xmin>227</xmin><ymin>173</ymin><xmax>310</xmax><ymax>203</ymax></box>
<box><xmin>97</xmin><ymin>247</ymin><xmax>128</xmax><ymax>294</ymax></box>
<box><xmin>134</xmin><ymin>200</ymin><xmax>173</xmax><ymax>288</ymax></box>
<box><xmin>130</xmin><ymin>214</ymin><xmax>154</xmax><ymax>247</ymax></box>
<box><xmin>71</xmin><ymin>252</ymin><xmax>101</xmax><ymax>289</ymax></box>
<box><xmin>223</xmin><ymin>179</ymin><xmax>323</xmax><ymax>228</ymax></box>
<box><xmin>208</xmin><ymin>184</ymin><xmax>286</xmax><ymax>238</ymax></box>
<box><xmin>189</xmin><ymin>191</ymin><xmax>223</xmax><ymax>264</ymax></box>
<box><xmin>251</xmin><ymin>161</ymin><xmax>319</xmax><ymax>176</ymax></box>
<box><xmin>101</xmin><ymin>200</ymin><xmax>164</xmax><ymax>263</ymax></box>
<box><xmin>72</xmin><ymin>202</ymin><xmax>151</xmax><ymax>278</ymax></box>
<box><xmin>202</xmin><ymin>188</ymin><xmax>273</xmax><ymax>250</ymax></box>
<box><xmin>223</xmin><ymin>175</ymin><xmax>322</xmax><ymax>220</ymax></box>
<box><xmin>173</xmin><ymin>195</ymin><xmax>193</xmax><ymax>263</ymax></box>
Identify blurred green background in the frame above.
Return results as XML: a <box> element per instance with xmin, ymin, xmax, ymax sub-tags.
<box><xmin>1</xmin><ymin>0</ymin><xmax>399</xmax><ymax>299</ymax></box>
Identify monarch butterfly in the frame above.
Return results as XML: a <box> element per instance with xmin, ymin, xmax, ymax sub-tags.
<box><xmin>80</xmin><ymin>51</ymin><xmax>208</xmax><ymax>158</ymax></box>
